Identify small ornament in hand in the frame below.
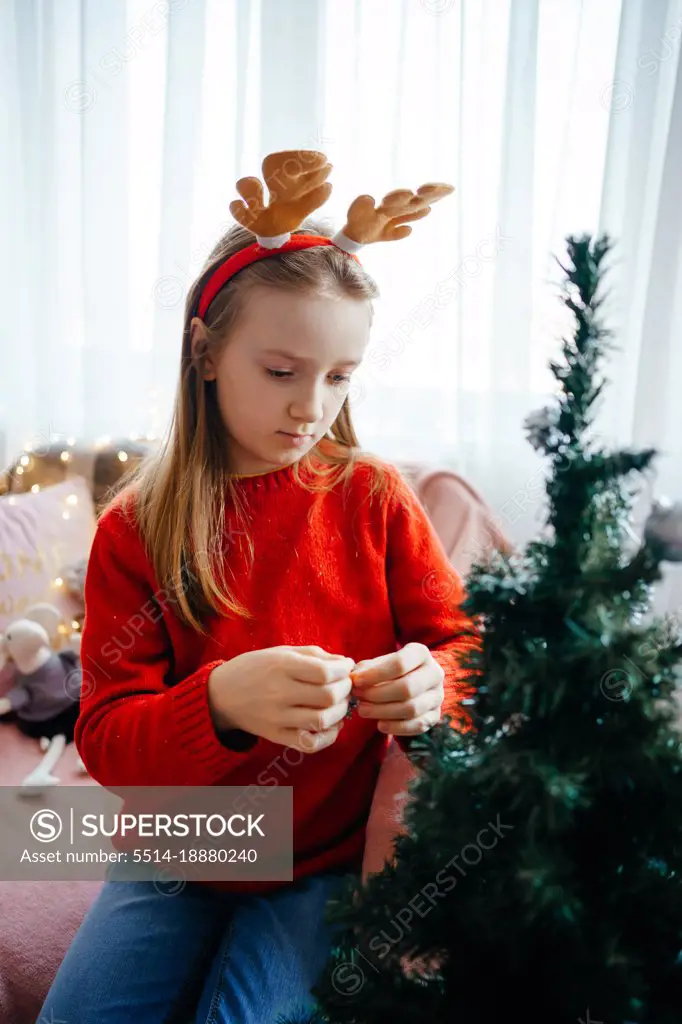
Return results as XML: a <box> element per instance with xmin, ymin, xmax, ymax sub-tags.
<box><xmin>350</xmin><ymin>642</ymin><xmax>445</xmax><ymax>736</ymax></box>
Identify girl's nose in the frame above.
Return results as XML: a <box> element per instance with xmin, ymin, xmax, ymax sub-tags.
<box><xmin>289</xmin><ymin>383</ymin><xmax>325</xmax><ymax>424</ymax></box>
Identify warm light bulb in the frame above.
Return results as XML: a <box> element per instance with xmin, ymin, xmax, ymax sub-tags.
<box><xmin>15</xmin><ymin>466</ymin><xmax>23</xmax><ymax>476</ymax></box>
<box><xmin>54</xmin><ymin>577</ymin><xmax>64</xmax><ymax>588</ymax></box>
<box><xmin>71</xmin><ymin>620</ymin><xmax>80</xmax><ymax>631</ymax></box>
<box><xmin>117</xmin><ymin>450</ymin><xmax>129</xmax><ymax>462</ymax></box>
<box><xmin>20</xmin><ymin>455</ymin><xmax>30</xmax><ymax>466</ymax></box>
<box><xmin>60</xmin><ymin>451</ymin><xmax>71</xmax><ymax>462</ymax></box>
<box><xmin>31</xmin><ymin>484</ymin><xmax>40</xmax><ymax>493</ymax></box>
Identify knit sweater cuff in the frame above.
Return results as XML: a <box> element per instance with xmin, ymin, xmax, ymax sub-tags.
<box><xmin>167</xmin><ymin>661</ymin><xmax>261</xmax><ymax>778</ymax></box>
<box><xmin>217</xmin><ymin>728</ymin><xmax>260</xmax><ymax>752</ymax></box>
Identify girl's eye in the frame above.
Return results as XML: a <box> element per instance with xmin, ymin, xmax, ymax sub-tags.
<box><xmin>266</xmin><ymin>369</ymin><xmax>352</xmax><ymax>384</ymax></box>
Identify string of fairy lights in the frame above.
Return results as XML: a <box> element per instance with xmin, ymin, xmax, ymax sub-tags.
<box><xmin>7</xmin><ymin>387</ymin><xmax>163</xmax><ymax>498</ymax></box>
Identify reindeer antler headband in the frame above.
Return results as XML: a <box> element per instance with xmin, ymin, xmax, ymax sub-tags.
<box><xmin>195</xmin><ymin>150</ymin><xmax>455</xmax><ymax>319</ymax></box>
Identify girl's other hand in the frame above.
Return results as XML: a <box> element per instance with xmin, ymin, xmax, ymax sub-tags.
<box><xmin>350</xmin><ymin>642</ymin><xmax>445</xmax><ymax>736</ymax></box>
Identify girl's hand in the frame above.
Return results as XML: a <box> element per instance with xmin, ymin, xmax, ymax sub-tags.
<box><xmin>208</xmin><ymin>645</ymin><xmax>355</xmax><ymax>753</ymax></box>
<box><xmin>350</xmin><ymin>642</ymin><xmax>445</xmax><ymax>736</ymax></box>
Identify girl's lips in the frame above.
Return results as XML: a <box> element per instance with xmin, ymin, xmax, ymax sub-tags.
<box><xmin>278</xmin><ymin>432</ymin><xmax>313</xmax><ymax>446</ymax></box>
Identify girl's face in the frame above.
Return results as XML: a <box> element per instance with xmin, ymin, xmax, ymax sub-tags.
<box><xmin>191</xmin><ymin>285</ymin><xmax>371</xmax><ymax>476</ymax></box>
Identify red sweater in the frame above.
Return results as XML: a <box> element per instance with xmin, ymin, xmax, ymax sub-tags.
<box><xmin>76</xmin><ymin>455</ymin><xmax>479</xmax><ymax>893</ymax></box>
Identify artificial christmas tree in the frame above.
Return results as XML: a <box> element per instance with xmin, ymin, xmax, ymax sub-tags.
<box><xmin>287</xmin><ymin>234</ymin><xmax>682</xmax><ymax>1024</ymax></box>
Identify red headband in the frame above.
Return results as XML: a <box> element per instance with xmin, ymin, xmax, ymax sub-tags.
<box><xmin>196</xmin><ymin>234</ymin><xmax>362</xmax><ymax>320</ymax></box>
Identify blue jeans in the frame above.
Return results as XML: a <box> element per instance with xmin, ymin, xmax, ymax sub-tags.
<box><xmin>38</xmin><ymin>864</ymin><xmax>351</xmax><ymax>1023</ymax></box>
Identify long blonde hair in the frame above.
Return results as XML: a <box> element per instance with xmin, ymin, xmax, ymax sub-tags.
<box><xmin>107</xmin><ymin>217</ymin><xmax>392</xmax><ymax>633</ymax></box>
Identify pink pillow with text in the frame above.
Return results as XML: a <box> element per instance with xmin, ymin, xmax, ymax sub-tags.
<box><xmin>0</xmin><ymin>476</ymin><xmax>96</xmax><ymax>638</ymax></box>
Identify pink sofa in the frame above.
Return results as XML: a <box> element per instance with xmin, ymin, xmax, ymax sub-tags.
<box><xmin>0</xmin><ymin>460</ymin><xmax>510</xmax><ymax>1023</ymax></box>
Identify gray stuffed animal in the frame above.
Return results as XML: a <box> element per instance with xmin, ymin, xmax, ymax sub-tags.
<box><xmin>0</xmin><ymin>603</ymin><xmax>88</xmax><ymax>795</ymax></box>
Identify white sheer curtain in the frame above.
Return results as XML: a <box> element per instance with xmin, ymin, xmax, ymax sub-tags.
<box><xmin>2</xmin><ymin>0</ymin><xmax>681</xmax><ymax>608</ymax></box>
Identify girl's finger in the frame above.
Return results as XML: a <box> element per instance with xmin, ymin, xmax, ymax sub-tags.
<box><xmin>278</xmin><ymin>721</ymin><xmax>343</xmax><ymax>753</ymax></box>
<box><xmin>287</xmin><ymin>677</ymin><xmax>353</xmax><ymax>709</ymax></box>
<box><xmin>290</xmin><ymin>645</ymin><xmax>351</xmax><ymax>661</ymax></box>
<box><xmin>378</xmin><ymin>708</ymin><xmax>442</xmax><ymax>735</ymax></box>
<box><xmin>359</xmin><ymin>688</ymin><xmax>442</xmax><ymax>722</ymax></box>
<box><xmin>354</xmin><ymin>663</ymin><xmax>438</xmax><ymax>705</ymax></box>
<box><xmin>351</xmin><ymin>643</ymin><xmax>428</xmax><ymax>688</ymax></box>
<box><xmin>282</xmin><ymin>700</ymin><xmax>350</xmax><ymax>732</ymax></box>
<box><xmin>286</xmin><ymin>650</ymin><xmax>355</xmax><ymax>684</ymax></box>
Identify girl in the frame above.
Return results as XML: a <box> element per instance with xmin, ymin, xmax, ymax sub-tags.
<box><xmin>38</xmin><ymin>151</ymin><xmax>480</xmax><ymax>1023</ymax></box>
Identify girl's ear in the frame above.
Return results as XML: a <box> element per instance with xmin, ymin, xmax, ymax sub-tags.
<box><xmin>190</xmin><ymin>317</ymin><xmax>217</xmax><ymax>381</ymax></box>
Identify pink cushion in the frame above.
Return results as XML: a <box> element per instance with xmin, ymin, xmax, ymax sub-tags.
<box><xmin>393</xmin><ymin>463</ymin><xmax>513</xmax><ymax>575</ymax></box>
<box><xmin>0</xmin><ymin>476</ymin><xmax>96</xmax><ymax>637</ymax></box>
<box><xmin>0</xmin><ymin>879</ymin><xmax>103</xmax><ymax>1022</ymax></box>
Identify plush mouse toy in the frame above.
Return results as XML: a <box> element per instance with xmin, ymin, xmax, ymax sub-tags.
<box><xmin>0</xmin><ymin>603</ymin><xmax>88</xmax><ymax>795</ymax></box>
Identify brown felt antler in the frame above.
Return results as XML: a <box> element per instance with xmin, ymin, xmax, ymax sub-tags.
<box><xmin>229</xmin><ymin>150</ymin><xmax>333</xmax><ymax>247</ymax></box>
<box><xmin>332</xmin><ymin>183</ymin><xmax>455</xmax><ymax>252</ymax></box>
